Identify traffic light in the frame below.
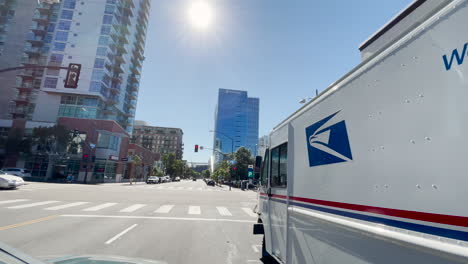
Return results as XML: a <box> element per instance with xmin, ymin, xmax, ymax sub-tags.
<box><xmin>64</xmin><ymin>63</ymin><xmax>81</xmax><ymax>88</ymax></box>
<box><xmin>194</xmin><ymin>144</ymin><xmax>199</xmax><ymax>152</ymax></box>
<box><xmin>82</xmin><ymin>153</ymin><xmax>89</xmax><ymax>162</ymax></box>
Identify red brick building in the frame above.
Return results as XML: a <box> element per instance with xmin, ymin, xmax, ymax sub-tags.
<box><xmin>127</xmin><ymin>143</ymin><xmax>160</xmax><ymax>181</ymax></box>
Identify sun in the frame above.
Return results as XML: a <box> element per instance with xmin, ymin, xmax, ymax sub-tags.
<box><xmin>188</xmin><ymin>2</ymin><xmax>214</xmax><ymax>30</ymax></box>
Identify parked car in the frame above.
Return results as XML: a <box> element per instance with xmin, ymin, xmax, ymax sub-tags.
<box><xmin>146</xmin><ymin>176</ymin><xmax>159</xmax><ymax>184</ymax></box>
<box><xmin>174</xmin><ymin>176</ymin><xmax>180</xmax><ymax>182</ymax></box>
<box><xmin>206</xmin><ymin>179</ymin><xmax>215</xmax><ymax>186</ymax></box>
<box><xmin>2</xmin><ymin>168</ymin><xmax>31</xmax><ymax>178</ymax></box>
<box><xmin>0</xmin><ymin>170</ymin><xmax>25</xmax><ymax>189</ymax></box>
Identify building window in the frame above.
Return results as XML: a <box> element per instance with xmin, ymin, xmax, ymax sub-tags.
<box><xmin>55</xmin><ymin>31</ymin><xmax>69</xmax><ymax>41</ymax></box>
<box><xmin>102</xmin><ymin>15</ymin><xmax>113</xmax><ymax>24</ymax></box>
<box><xmin>53</xmin><ymin>42</ymin><xmax>66</xmax><ymax>51</ymax></box>
<box><xmin>98</xmin><ymin>36</ymin><xmax>109</xmax><ymax>45</ymax></box>
<box><xmin>104</xmin><ymin>5</ymin><xmax>115</xmax><ymax>14</ymax></box>
<box><xmin>96</xmin><ymin>47</ymin><xmax>107</xmax><ymax>56</ymax></box>
<box><xmin>58</xmin><ymin>20</ymin><xmax>71</xmax><ymax>30</ymax></box>
<box><xmin>44</xmin><ymin>34</ymin><xmax>53</xmax><ymax>43</ymax></box>
<box><xmin>63</xmin><ymin>0</ymin><xmax>76</xmax><ymax>9</ymax></box>
<box><xmin>61</xmin><ymin>10</ymin><xmax>74</xmax><ymax>20</ymax></box>
<box><xmin>44</xmin><ymin>77</ymin><xmax>58</xmax><ymax>88</ymax></box>
<box><xmin>94</xmin><ymin>58</ymin><xmax>105</xmax><ymax>69</ymax></box>
<box><xmin>47</xmin><ymin>23</ymin><xmax>55</xmax><ymax>32</ymax></box>
<box><xmin>100</xmin><ymin>25</ymin><xmax>111</xmax><ymax>35</ymax></box>
<box><xmin>90</xmin><ymin>81</ymin><xmax>101</xmax><ymax>92</ymax></box>
<box><xmin>50</xmin><ymin>53</ymin><xmax>64</xmax><ymax>63</ymax></box>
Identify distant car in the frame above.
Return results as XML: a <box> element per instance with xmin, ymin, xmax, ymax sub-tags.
<box><xmin>206</xmin><ymin>179</ymin><xmax>215</xmax><ymax>186</ymax></box>
<box><xmin>0</xmin><ymin>170</ymin><xmax>25</xmax><ymax>189</ymax></box>
<box><xmin>192</xmin><ymin>178</ymin><xmax>196</xmax><ymax>181</ymax></box>
<box><xmin>146</xmin><ymin>176</ymin><xmax>159</xmax><ymax>184</ymax></box>
<box><xmin>161</xmin><ymin>176</ymin><xmax>170</xmax><ymax>183</ymax></box>
<box><xmin>2</xmin><ymin>168</ymin><xmax>31</xmax><ymax>178</ymax></box>
<box><xmin>174</xmin><ymin>177</ymin><xmax>180</xmax><ymax>182</ymax></box>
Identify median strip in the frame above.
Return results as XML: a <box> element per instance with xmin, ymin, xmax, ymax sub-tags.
<box><xmin>0</xmin><ymin>215</ymin><xmax>58</xmax><ymax>231</ymax></box>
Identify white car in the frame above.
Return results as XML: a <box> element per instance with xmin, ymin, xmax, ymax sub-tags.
<box><xmin>2</xmin><ymin>168</ymin><xmax>31</xmax><ymax>178</ymax></box>
<box><xmin>0</xmin><ymin>170</ymin><xmax>25</xmax><ymax>189</ymax></box>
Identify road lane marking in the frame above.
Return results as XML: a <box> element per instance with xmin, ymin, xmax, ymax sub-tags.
<box><xmin>105</xmin><ymin>224</ymin><xmax>138</xmax><ymax>245</ymax></box>
<box><xmin>242</xmin><ymin>208</ymin><xmax>258</xmax><ymax>218</ymax></box>
<box><xmin>188</xmin><ymin>206</ymin><xmax>201</xmax><ymax>215</ymax></box>
<box><xmin>177</xmin><ymin>187</ymin><xmax>183</xmax><ymax>190</ymax></box>
<box><xmin>154</xmin><ymin>204</ymin><xmax>174</xmax><ymax>213</ymax></box>
<box><xmin>82</xmin><ymin>203</ymin><xmax>117</xmax><ymax>212</ymax></box>
<box><xmin>45</xmin><ymin>202</ymin><xmax>89</xmax><ymax>210</ymax></box>
<box><xmin>252</xmin><ymin>245</ymin><xmax>261</xmax><ymax>253</ymax></box>
<box><xmin>167</xmin><ymin>186</ymin><xmax>174</xmax><ymax>189</ymax></box>
<box><xmin>7</xmin><ymin>201</ymin><xmax>59</xmax><ymax>209</ymax></box>
<box><xmin>216</xmin><ymin>206</ymin><xmax>232</xmax><ymax>216</ymax></box>
<box><xmin>119</xmin><ymin>204</ymin><xmax>146</xmax><ymax>213</ymax></box>
<box><xmin>0</xmin><ymin>199</ymin><xmax>30</xmax><ymax>205</ymax></box>
<box><xmin>0</xmin><ymin>215</ymin><xmax>58</xmax><ymax>231</ymax></box>
<box><xmin>197</xmin><ymin>188</ymin><xmax>202</xmax><ymax>191</ymax></box>
<box><xmin>61</xmin><ymin>214</ymin><xmax>256</xmax><ymax>223</ymax></box>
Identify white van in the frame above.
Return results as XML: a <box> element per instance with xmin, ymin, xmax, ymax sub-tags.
<box><xmin>254</xmin><ymin>1</ymin><xmax>468</xmax><ymax>263</ymax></box>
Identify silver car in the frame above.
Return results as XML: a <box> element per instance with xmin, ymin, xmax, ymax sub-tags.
<box><xmin>2</xmin><ymin>168</ymin><xmax>31</xmax><ymax>178</ymax></box>
<box><xmin>0</xmin><ymin>170</ymin><xmax>25</xmax><ymax>189</ymax></box>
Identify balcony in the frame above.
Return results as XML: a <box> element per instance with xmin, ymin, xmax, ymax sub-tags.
<box><xmin>106</xmin><ymin>96</ymin><xmax>119</xmax><ymax>105</ymax></box>
<box><xmin>17</xmin><ymin>69</ymin><xmax>43</xmax><ymax>79</ymax></box>
<box><xmin>130</xmin><ymin>66</ymin><xmax>140</xmax><ymax>75</ymax></box>
<box><xmin>31</xmin><ymin>25</ymin><xmax>47</xmax><ymax>35</ymax></box>
<box><xmin>26</xmin><ymin>36</ymin><xmax>44</xmax><ymax>46</ymax></box>
<box><xmin>24</xmin><ymin>47</ymin><xmax>42</xmax><ymax>56</ymax></box>
<box><xmin>111</xmin><ymin>75</ymin><xmax>123</xmax><ymax>83</ymax></box>
<box><xmin>32</xmin><ymin>14</ymin><xmax>50</xmax><ymax>24</ymax></box>
<box><xmin>14</xmin><ymin>95</ymin><xmax>32</xmax><ymax>105</ymax></box>
<box><xmin>109</xmin><ymin>84</ymin><xmax>121</xmax><ymax>94</ymax></box>
<box><xmin>114</xmin><ymin>53</ymin><xmax>125</xmax><ymax>64</ymax></box>
<box><xmin>127</xmin><ymin>91</ymin><xmax>137</xmax><ymax>100</ymax></box>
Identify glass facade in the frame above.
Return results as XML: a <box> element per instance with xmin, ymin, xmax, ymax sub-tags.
<box><xmin>213</xmin><ymin>89</ymin><xmax>259</xmax><ymax>160</ymax></box>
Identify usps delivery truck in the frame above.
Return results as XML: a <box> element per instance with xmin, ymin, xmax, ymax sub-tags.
<box><xmin>254</xmin><ymin>0</ymin><xmax>468</xmax><ymax>263</ymax></box>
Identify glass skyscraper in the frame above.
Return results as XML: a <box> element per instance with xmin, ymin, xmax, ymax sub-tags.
<box><xmin>213</xmin><ymin>89</ymin><xmax>259</xmax><ymax>163</ymax></box>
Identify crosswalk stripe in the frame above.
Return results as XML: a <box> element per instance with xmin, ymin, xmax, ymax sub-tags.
<box><xmin>154</xmin><ymin>204</ymin><xmax>174</xmax><ymax>213</ymax></box>
<box><xmin>216</xmin><ymin>206</ymin><xmax>232</xmax><ymax>216</ymax></box>
<box><xmin>177</xmin><ymin>187</ymin><xmax>183</xmax><ymax>190</ymax></box>
<box><xmin>7</xmin><ymin>201</ymin><xmax>59</xmax><ymax>209</ymax></box>
<box><xmin>242</xmin><ymin>207</ymin><xmax>257</xmax><ymax>217</ymax></box>
<box><xmin>188</xmin><ymin>206</ymin><xmax>201</xmax><ymax>215</ymax></box>
<box><xmin>168</xmin><ymin>186</ymin><xmax>174</xmax><ymax>189</ymax></box>
<box><xmin>197</xmin><ymin>188</ymin><xmax>202</xmax><ymax>191</ymax></box>
<box><xmin>119</xmin><ymin>204</ymin><xmax>146</xmax><ymax>213</ymax></box>
<box><xmin>156</xmin><ymin>186</ymin><xmax>163</xmax><ymax>189</ymax></box>
<box><xmin>187</xmin><ymin>187</ymin><xmax>193</xmax><ymax>190</ymax></box>
<box><xmin>82</xmin><ymin>203</ymin><xmax>117</xmax><ymax>211</ymax></box>
<box><xmin>45</xmin><ymin>202</ymin><xmax>89</xmax><ymax>211</ymax></box>
<box><xmin>0</xmin><ymin>199</ymin><xmax>30</xmax><ymax>205</ymax></box>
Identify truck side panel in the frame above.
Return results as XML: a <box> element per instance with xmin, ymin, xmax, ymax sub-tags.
<box><xmin>285</xmin><ymin>1</ymin><xmax>468</xmax><ymax>263</ymax></box>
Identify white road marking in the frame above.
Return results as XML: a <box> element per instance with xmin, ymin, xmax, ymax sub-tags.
<box><xmin>242</xmin><ymin>207</ymin><xmax>258</xmax><ymax>218</ymax></box>
<box><xmin>82</xmin><ymin>203</ymin><xmax>117</xmax><ymax>212</ymax></box>
<box><xmin>168</xmin><ymin>186</ymin><xmax>174</xmax><ymax>189</ymax></box>
<box><xmin>197</xmin><ymin>188</ymin><xmax>202</xmax><ymax>191</ymax></box>
<box><xmin>188</xmin><ymin>206</ymin><xmax>201</xmax><ymax>215</ymax></box>
<box><xmin>156</xmin><ymin>186</ymin><xmax>163</xmax><ymax>189</ymax></box>
<box><xmin>187</xmin><ymin>187</ymin><xmax>193</xmax><ymax>190</ymax></box>
<box><xmin>7</xmin><ymin>201</ymin><xmax>59</xmax><ymax>209</ymax></box>
<box><xmin>119</xmin><ymin>204</ymin><xmax>146</xmax><ymax>213</ymax></box>
<box><xmin>251</xmin><ymin>245</ymin><xmax>261</xmax><ymax>253</ymax></box>
<box><xmin>0</xmin><ymin>199</ymin><xmax>29</xmax><ymax>205</ymax></box>
<box><xmin>45</xmin><ymin>202</ymin><xmax>89</xmax><ymax>210</ymax></box>
<box><xmin>154</xmin><ymin>204</ymin><xmax>174</xmax><ymax>213</ymax></box>
<box><xmin>105</xmin><ymin>224</ymin><xmax>138</xmax><ymax>245</ymax></box>
<box><xmin>62</xmin><ymin>214</ymin><xmax>256</xmax><ymax>223</ymax></box>
<box><xmin>216</xmin><ymin>206</ymin><xmax>232</xmax><ymax>216</ymax></box>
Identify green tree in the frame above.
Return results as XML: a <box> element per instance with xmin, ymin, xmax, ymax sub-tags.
<box><xmin>162</xmin><ymin>153</ymin><xmax>176</xmax><ymax>176</ymax></box>
<box><xmin>202</xmin><ymin>169</ymin><xmax>211</xmax><ymax>179</ymax></box>
<box><xmin>213</xmin><ymin>160</ymin><xmax>230</xmax><ymax>183</ymax></box>
<box><xmin>233</xmin><ymin>147</ymin><xmax>254</xmax><ymax>180</ymax></box>
<box><xmin>172</xmin><ymin>159</ymin><xmax>184</xmax><ymax>177</ymax></box>
<box><xmin>152</xmin><ymin>167</ymin><xmax>164</xmax><ymax>176</ymax></box>
<box><xmin>130</xmin><ymin>154</ymin><xmax>142</xmax><ymax>185</ymax></box>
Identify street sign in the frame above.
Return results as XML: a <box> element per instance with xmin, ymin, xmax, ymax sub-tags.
<box><xmin>109</xmin><ymin>155</ymin><xmax>119</xmax><ymax>161</ymax></box>
<box><xmin>200</xmin><ymin>146</ymin><xmax>204</xmax><ymax>150</ymax></box>
<box><xmin>64</xmin><ymin>63</ymin><xmax>81</xmax><ymax>88</ymax></box>
<box><xmin>248</xmin><ymin>167</ymin><xmax>254</xmax><ymax>178</ymax></box>
<box><xmin>121</xmin><ymin>157</ymin><xmax>128</xmax><ymax>161</ymax></box>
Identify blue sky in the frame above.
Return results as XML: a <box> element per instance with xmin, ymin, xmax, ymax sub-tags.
<box><xmin>135</xmin><ymin>0</ymin><xmax>412</xmax><ymax>162</ymax></box>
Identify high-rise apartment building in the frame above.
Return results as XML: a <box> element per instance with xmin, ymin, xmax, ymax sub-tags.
<box><xmin>212</xmin><ymin>89</ymin><xmax>259</xmax><ymax>163</ymax></box>
<box><xmin>131</xmin><ymin>124</ymin><xmax>184</xmax><ymax>160</ymax></box>
<box><xmin>0</xmin><ymin>0</ymin><xmax>150</xmax><ymax>134</ymax></box>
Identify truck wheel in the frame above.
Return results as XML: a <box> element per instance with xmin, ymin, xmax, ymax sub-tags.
<box><xmin>261</xmin><ymin>236</ymin><xmax>277</xmax><ymax>263</ymax></box>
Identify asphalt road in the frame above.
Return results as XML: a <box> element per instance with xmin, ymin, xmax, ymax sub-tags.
<box><xmin>0</xmin><ymin>180</ymin><xmax>263</xmax><ymax>264</ymax></box>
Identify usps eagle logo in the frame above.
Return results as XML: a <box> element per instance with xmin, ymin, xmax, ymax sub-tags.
<box><xmin>305</xmin><ymin>111</ymin><xmax>352</xmax><ymax>167</ymax></box>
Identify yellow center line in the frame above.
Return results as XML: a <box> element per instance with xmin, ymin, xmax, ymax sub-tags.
<box><xmin>0</xmin><ymin>215</ymin><xmax>59</xmax><ymax>231</ymax></box>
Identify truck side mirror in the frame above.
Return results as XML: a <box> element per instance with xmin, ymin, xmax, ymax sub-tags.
<box><xmin>255</xmin><ymin>156</ymin><xmax>262</xmax><ymax>168</ymax></box>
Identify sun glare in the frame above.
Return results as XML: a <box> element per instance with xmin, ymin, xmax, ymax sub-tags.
<box><xmin>188</xmin><ymin>2</ymin><xmax>214</xmax><ymax>30</ymax></box>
